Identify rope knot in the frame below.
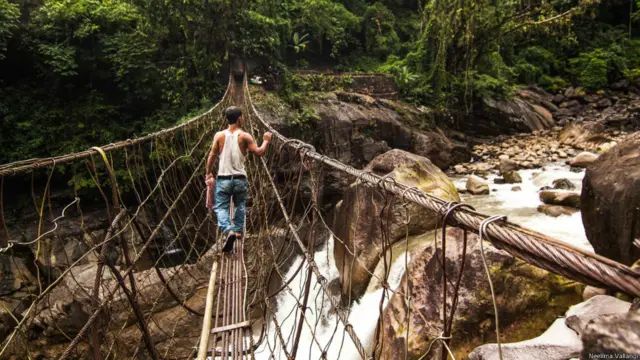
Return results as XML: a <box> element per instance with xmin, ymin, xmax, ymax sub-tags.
<box><xmin>439</xmin><ymin>202</ymin><xmax>475</xmax><ymax>228</ymax></box>
<box><xmin>376</xmin><ymin>173</ymin><xmax>398</xmax><ymax>189</ymax></box>
<box><xmin>317</xmin><ymin>275</ymin><xmax>327</xmax><ymax>285</ymax></box>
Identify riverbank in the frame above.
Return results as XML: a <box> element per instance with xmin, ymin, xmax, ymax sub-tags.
<box><xmin>449</xmin><ymin>126</ymin><xmax>634</xmax><ymax>176</ymax></box>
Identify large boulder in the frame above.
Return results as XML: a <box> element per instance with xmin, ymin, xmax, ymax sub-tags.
<box><xmin>307</xmin><ymin>92</ymin><xmax>469</xmax><ymax>202</ymax></box>
<box><xmin>411</xmin><ymin>129</ymin><xmax>468</xmax><ymax>169</ymax></box>
<box><xmin>469</xmin><ymin>318</ymin><xmax>582</xmax><ymax>360</ymax></box>
<box><xmin>469</xmin><ymin>295</ymin><xmax>632</xmax><ymax>360</ymax></box>
<box><xmin>565</xmin><ymin>295</ymin><xmax>631</xmax><ymax>336</ymax></box>
<box><xmin>581</xmin><ymin>133</ymin><xmax>640</xmax><ymax>265</ymax></box>
<box><xmin>469</xmin><ymin>88</ymin><xmax>556</xmax><ymax>135</ymax></box>
<box><xmin>315</xmin><ymin>92</ymin><xmax>469</xmax><ymax>169</ymax></box>
<box><xmin>333</xmin><ymin>149</ymin><xmax>459</xmax><ymax>301</ymax></box>
<box><xmin>376</xmin><ymin>227</ymin><xmax>580</xmax><ymax>360</ymax></box>
<box><xmin>581</xmin><ymin>300</ymin><xmax>640</xmax><ymax>358</ymax></box>
<box><xmin>558</xmin><ymin>122</ymin><xmax>609</xmax><ymax>150</ymax></box>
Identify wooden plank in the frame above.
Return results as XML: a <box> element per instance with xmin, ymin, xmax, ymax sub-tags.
<box><xmin>210</xmin><ymin>320</ymin><xmax>251</xmax><ymax>335</ymax></box>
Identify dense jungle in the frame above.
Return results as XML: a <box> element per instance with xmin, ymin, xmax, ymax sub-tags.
<box><xmin>1</xmin><ymin>0</ymin><xmax>639</xmax><ymax>162</ymax></box>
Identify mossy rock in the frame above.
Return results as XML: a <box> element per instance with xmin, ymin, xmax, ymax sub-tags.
<box><xmin>376</xmin><ymin>228</ymin><xmax>582</xmax><ymax>360</ymax></box>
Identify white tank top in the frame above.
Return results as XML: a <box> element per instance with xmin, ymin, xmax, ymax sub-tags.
<box><xmin>218</xmin><ymin>129</ymin><xmax>247</xmax><ymax>176</ymax></box>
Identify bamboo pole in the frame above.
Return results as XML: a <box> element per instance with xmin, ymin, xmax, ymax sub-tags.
<box><xmin>197</xmin><ymin>256</ymin><xmax>220</xmax><ymax>360</ymax></box>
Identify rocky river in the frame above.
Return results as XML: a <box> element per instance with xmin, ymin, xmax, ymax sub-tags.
<box><xmin>255</xmin><ymin>154</ymin><xmax>612</xmax><ymax>359</ymax></box>
<box><xmin>251</xmin><ymin>81</ymin><xmax>640</xmax><ymax>359</ymax></box>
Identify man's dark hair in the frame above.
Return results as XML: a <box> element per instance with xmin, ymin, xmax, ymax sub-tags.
<box><xmin>225</xmin><ymin>106</ymin><xmax>242</xmax><ymax>124</ymax></box>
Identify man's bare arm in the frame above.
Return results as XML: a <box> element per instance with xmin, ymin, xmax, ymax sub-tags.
<box><xmin>245</xmin><ymin>131</ymin><xmax>272</xmax><ymax>157</ymax></box>
<box><xmin>205</xmin><ymin>133</ymin><xmax>221</xmax><ymax>179</ymax></box>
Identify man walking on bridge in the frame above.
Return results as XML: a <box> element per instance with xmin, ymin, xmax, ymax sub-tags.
<box><xmin>205</xmin><ymin>106</ymin><xmax>272</xmax><ymax>252</ymax></box>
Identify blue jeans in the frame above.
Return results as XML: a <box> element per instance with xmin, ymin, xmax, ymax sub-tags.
<box><xmin>214</xmin><ymin>178</ymin><xmax>248</xmax><ymax>235</ymax></box>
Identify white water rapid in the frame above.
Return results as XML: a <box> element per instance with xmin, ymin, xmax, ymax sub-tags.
<box><xmin>453</xmin><ymin>162</ymin><xmax>593</xmax><ymax>252</ymax></box>
<box><xmin>254</xmin><ymin>235</ymin><xmax>410</xmax><ymax>360</ymax></box>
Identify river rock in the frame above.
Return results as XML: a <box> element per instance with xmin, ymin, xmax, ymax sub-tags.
<box><xmin>0</xmin><ymin>255</ymin><xmax>36</xmax><ymax>297</ymax></box>
<box><xmin>333</xmin><ymin>149</ymin><xmax>459</xmax><ymax>301</ymax></box>
<box><xmin>565</xmin><ymin>295</ymin><xmax>631</xmax><ymax>336</ymax></box>
<box><xmin>595</xmin><ymin>98</ymin><xmax>612</xmax><ymax>109</ymax></box>
<box><xmin>553</xmin><ymin>94</ymin><xmax>565</xmax><ymax>104</ymax></box>
<box><xmin>581</xmin><ymin>133</ymin><xmax>640</xmax><ymax>265</ymax></box>
<box><xmin>499</xmin><ymin>158</ymin><xmax>519</xmax><ymax>174</ymax></box>
<box><xmin>0</xmin><ymin>255</ymin><xmax>37</xmax><ymax>343</ymax></box>
<box><xmin>412</xmin><ymin>130</ymin><xmax>469</xmax><ymax>169</ymax></box>
<box><xmin>453</xmin><ymin>164</ymin><xmax>467</xmax><ymax>174</ymax></box>
<box><xmin>499</xmin><ymin>159</ymin><xmax>522</xmax><ymax>183</ymax></box>
<box><xmin>539</xmin><ymin>190</ymin><xmax>581</xmax><ymax>208</ymax></box>
<box><xmin>552</xmin><ymin>178</ymin><xmax>576</xmax><ymax>190</ymax></box>
<box><xmin>466</xmin><ymin>175</ymin><xmax>490</xmax><ymax>195</ymax></box>
<box><xmin>377</xmin><ymin>228</ymin><xmax>579</xmax><ymax>360</ymax></box>
<box><xmin>567</xmin><ymin>152</ymin><xmax>599</xmax><ymax>168</ymax></box>
<box><xmin>580</xmin><ymin>299</ymin><xmax>640</xmax><ymax>358</ymax></box>
<box><xmin>502</xmin><ymin>171</ymin><xmax>523</xmax><ymax>184</ymax></box>
<box><xmin>537</xmin><ymin>204</ymin><xmax>578</xmax><ymax>217</ymax></box>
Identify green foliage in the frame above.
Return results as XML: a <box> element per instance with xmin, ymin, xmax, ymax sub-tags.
<box><xmin>626</xmin><ymin>67</ymin><xmax>640</xmax><ymax>81</ymax></box>
<box><xmin>2</xmin><ymin>0</ymin><xmax>640</xmax><ymax>163</ymax></box>
<box><xmin>362</xmin><ymin>2</ymin><xmax>399</xmax><ymax>59</ymax></box>
<box><xmin>379</xmin><ymin>57</ymin><xmax>428</xmax><ymax>101</ymax></box>
<box><xmin>292</xmin><ymin>0</ymin><xmax>359</xmax><ymax>58</ymax></box>
<box><xmin>569</xmin><ymin>38</ymin><xmax>640</xmax><ymax>89</ymax></box>
<box><xmin>393</xmin><ymin>65</ymin><xmax>419</xmax><ymax>87</ymax></box>
<box><xmin>289</xmin><ymin>105</ymin><xmax>320</xmax><ymax>134</ymax></box>
<box><xmin>0</xmin><ymin>0</ymin><xmax>234</xmax><ymax>163</ymax></box>
<box><xmin>35</xmin><ymin>43</ymin><xmax>79</xmax><ymax>76</ymax></box>
<box><xmin>291</xmin><ymin>32</ymin><xmax>310</xmax><ymax>54</ymax></box>
<box><xmin>0</xmin><ymin>0</ymin><xmax>18</xmax><ymax>60</ymax></box>
<box><xmin>467</xmin><ymin>73</ymin><xmax>514</xmax><ymax>99</ymax></box>
<box><xmin>382</xmin><ymin>0</ymin><xmax>640</xmax><ymax>109</ymax></box>
<box><xmin>284</xmin><ymin>73</ymin><xmax>353</xmax><ymax>97</ymax></box>
<box><xmin>233</xmin><ymin>9</ymin><xmax>287</xmax><ymax>59</ymax></box>
<box><xmin>513</xmin><ymin>46</ymin><xmax>560</xmax><ymax>84</ymax></box>
<box><xmin>569</xmin><ymin>48</ymin><xmax>611</xmax><ymax>89</ymax></box>
<box><xmin>538</xmin><ymin>75</ymin><xmax>569</xmax><ymax>92</ymax></box>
